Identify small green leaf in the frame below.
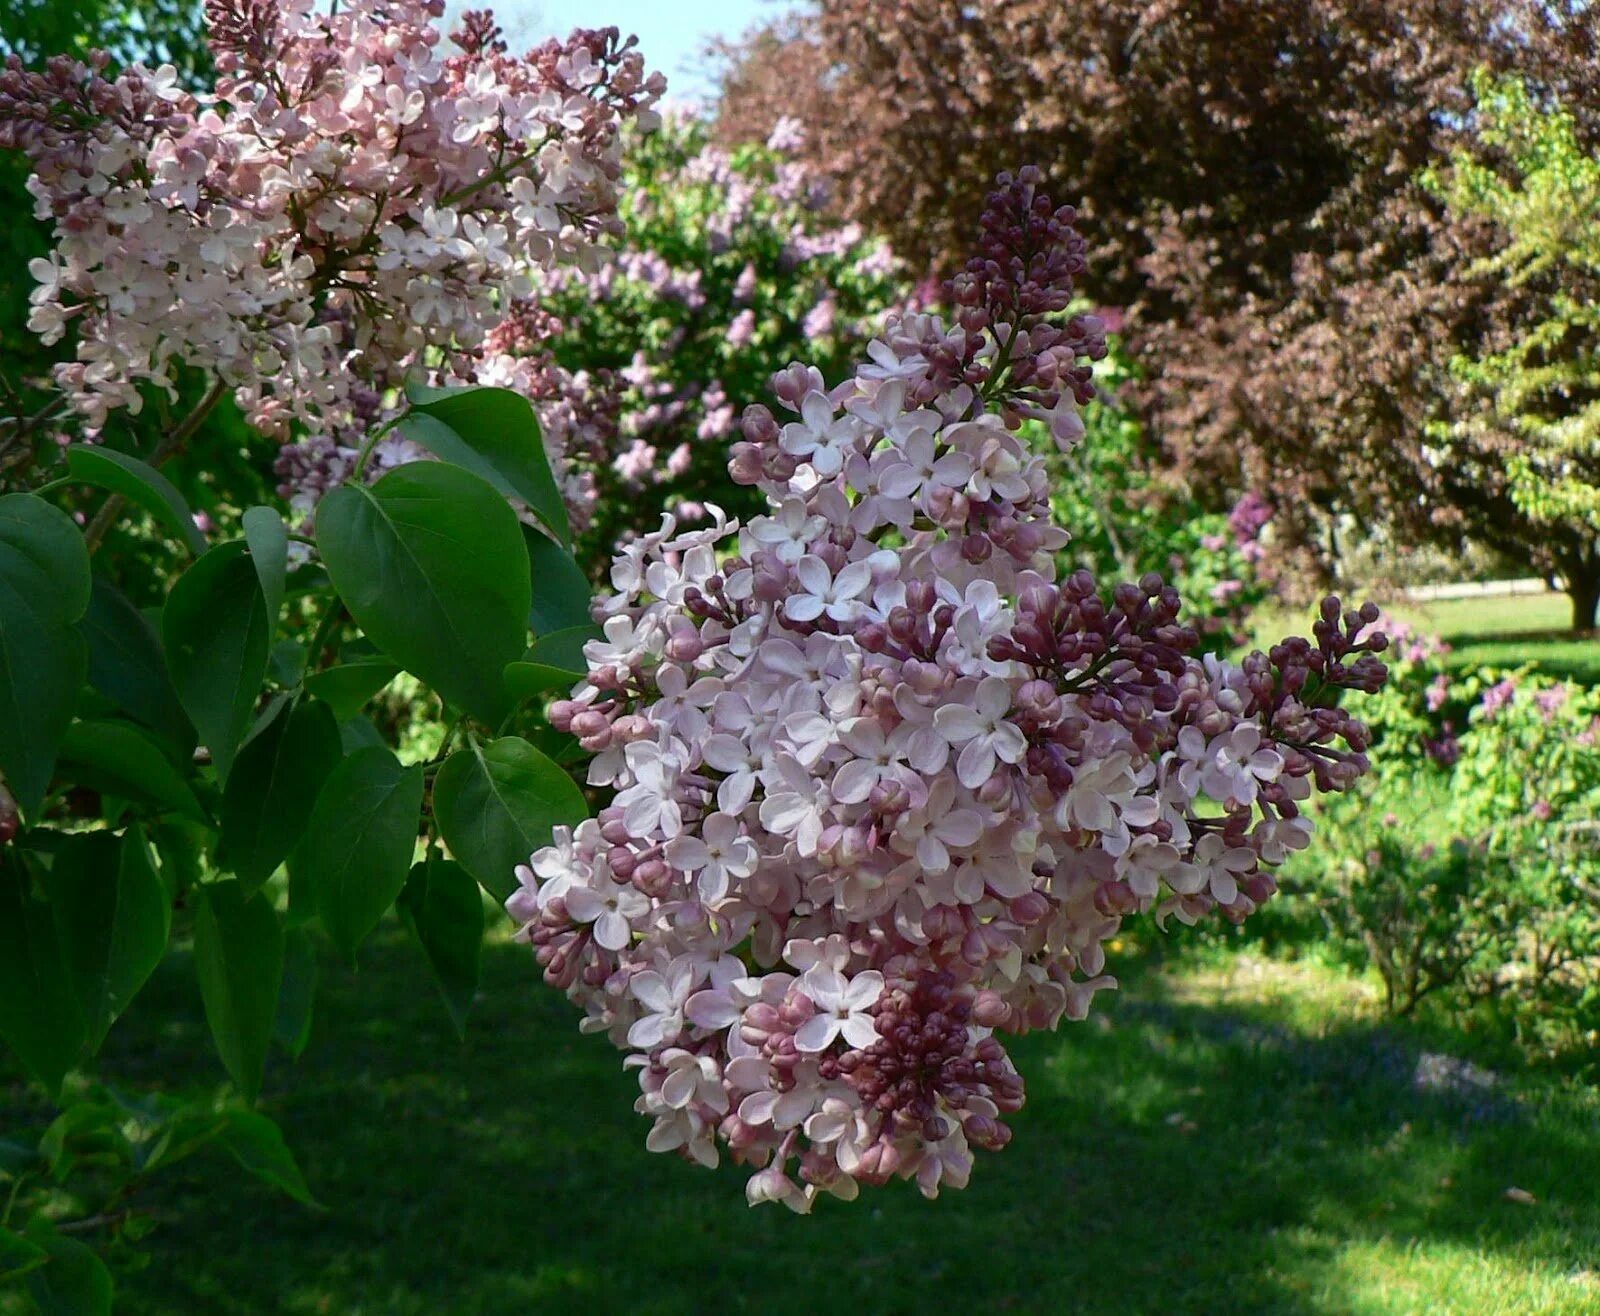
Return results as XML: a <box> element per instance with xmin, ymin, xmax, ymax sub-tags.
<box><xmin>268</xmin><ymin>639</ymin><xmax>308</xmax><ymax>687</ymax></box>
<box><xmin>38</xmin><ymin>1098</ymin><xmax>131</xmax><ymax>1182</ymax></box>
<box><xmin>529</xmin><ymin>625</ymin><xmax>600</xmax><ymax>672</ymax></box>
<box><xmin>193</xmin><ymin>880</ymin><xmax>283</xmax><ymax>1103</ymax></box>
<box><xmin>398</xmin><ymin>856</ymin><xmax>483</xmax><ymax>1039</ymax></box>
<box><xmin>65</xmin><ymin>444</ymin><xmax>206</xmax><ymax>556</ymax></box>
<box><xmin>402</xmin><ymin>383</ymin><xmax>570</xmax><ymax>544</ymax></box>
<box><xmin>215</xmin><ymin>1108</ymin><xmax>318</xmax><ymax>1207</ymax></box>
<box><xmin>147</xmin><ymin>818</ymin><xmax>206</xmax><ymax>899</ymax></box>
<box><xmin>503</xmin><ymin>624</ymin><xmax>598</xmax><ymax>703</ymax></box>
<box><xmin>0</xmin><ymin>493</ymin><xmax>91</xmax><ymax>818</ymax></box>
<box><xmin>336</xmin><ymin>716</ymin><xmax>387</xmax><ymax>754</ymax></box>
<box><xmin>56</xmin><ymin>720</ymin><xmax>206</xmax><ymax>822</ymax></box>
<box><xmin>78</xmin><ymin>578</ymin><xmax>193</xmax><ymax>753</ymax></box>
<box><xmin>302</xmin><ymin>746</ymin><xmax>423</xmax><ymax>960</ymax></box>
<box><xmin>220</xmin><ymin>698</ymin><xmax>341</xmax><ymax>891</ymax></box>
<box><xmin>316</xmin><ymin>462</ymin><xmax>532</xmax><ymax>722</ymax></box>
<box><xmin>303</xmin><ymin>658</ymin><xmax>400</xmax><ymax>720</ymax></box>
<box><xmin>49</xmin><ymin>829</ymin><xmax>171</xmax><ymax>1052</ymax></box>
<box><xmin>502</xmin><ymin>661</ymin><xmax>580</xmax><ymax>702</ymax></box>
<box><xmin>163</xmin><ymin>541</ymin><xmax>271</xmax><ymax>784</ymax></box>
<box><xmin>24</xmin><ymin>1227</ymin><xmax>113</xmax><ymax>1316</ymax></box>
<box><xmin>0</xmin><ymin>1227</ymin><xmax>47</xmax><ymax>1283</ymax></box>
<box><xmin>524</xmin><ymin>527</ymin><xmax>594</xmax><ymax>636</ymax></box>
<box><xmin>0</xmin><ymin>853</ymin><xmax>86</xmax><ymax>1099</ymax></box>
<box><xmin>432</xmin><ymin>737</ymin><xmax>588</xmax><ymax>902</ymax></box>
<box><xmin>273</xmin><ymin>926</ymin><xmax>318</xmax><ymax>1060</ymax></box>
<box><xmin>0</xmin><ymin>1137</ymin><xmax>38</xmax><ymax>1177</ymax></box>
<box><xmin>241</xmin><ymin>505</ymin><xmax>288</xmax><ymax>623</ymax></box>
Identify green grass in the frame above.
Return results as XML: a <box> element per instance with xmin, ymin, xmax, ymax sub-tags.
<box><xmin>1385</xmin><ymin>594</ymin><xmax>1572</xmax><ymax>644</ymax></box>
<box><xmin>1381</xmin><ymin>594</ymin><xmax>1600</xmax><ymax>685</ymax></box>
<box><xmin>7</xmin><ymin>930</ymin><xmax>1600</xmax><ymax>1316</ymax></box>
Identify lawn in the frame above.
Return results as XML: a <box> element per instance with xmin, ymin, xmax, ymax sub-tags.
<box><xmin>1381</xmin><ymin>593</ymin><xmax>1600</xmax><ymax>684</ymax></box>
<box><xmin>6</xmin><ymin>929</ymin><xmax>1599</xmax><ymax>1316</ymax></box>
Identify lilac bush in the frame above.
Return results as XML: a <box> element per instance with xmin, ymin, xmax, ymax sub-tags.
<box><xmin>507</xmin><ymin>170</ymin><xmax>1387</xmax><ymax>1210</ymax></box>
<box><xmin>494</xmin><ymin>111</ymin><xmax>906</xmax><ymax>572</ymax></box>
<box><xmin>2</xmin><ymin>0</ymin><xmax>663</xmax><ymax>440</ymax></box>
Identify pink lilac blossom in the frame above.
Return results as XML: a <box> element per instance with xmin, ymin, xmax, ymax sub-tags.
<box><xmin>508</xmin><ymin>169</ymin><xmax>1387</xmax><ymax>1211</ymax></box>
<box><xmin>1</xmin><ymin>0</ymin><xmax>664</xmax><ymax>436</ymax></box>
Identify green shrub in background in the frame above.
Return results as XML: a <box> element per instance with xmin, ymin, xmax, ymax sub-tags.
<box><xmin>528</xmin><ymin>113</ymin><xmax>905</xmax><ymax>575</ymax></box>
<box><xmin>1045</xmin><ymin>335</ymin><xmax>1278</xmax><ymax>651</ymax></box>
<box><xmin>1266</xmin><ymin>626</ymin><xmax>1600</xmax><ymax>1064</ymax></box>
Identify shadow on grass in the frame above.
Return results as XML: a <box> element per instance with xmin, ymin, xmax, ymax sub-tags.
<box><xmin>8</xmin><ymin>931</ymin><xmax>1599</xmax><ymax>1316</ymax></box>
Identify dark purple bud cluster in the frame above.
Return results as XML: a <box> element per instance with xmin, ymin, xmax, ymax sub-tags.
<box><xmin>991</xmin><ymin>570</ymin><xmax>1197</xmax><ymax>763</ymax></box>
<box><xmin>0</xmin><ymin>54</ymin><xmax>187</xmax><ymax>183</ymax></box>
<box><xmin>835</xmin><ymin>970</ymin><xmax>1024</xmax><ymax>1157</ymax></box>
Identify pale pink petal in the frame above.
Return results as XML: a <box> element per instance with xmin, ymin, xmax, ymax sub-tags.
<box><xmin>686</xmin><ymin>990</ymin><xmax>742</xmax><ymax>1030</ymax></box>
<box><xmin>934</xmin><ymin>705</ymin><xmax>985</xmax><ymax>744</ymax></box>
<box><xmin>793</xmin><ymin>1014</ymin><xmax>841</xmax><ymax>1053</ymax></box>
<box><xmin>956</xmin><ymin>737</ymin><xmax>997</xmax><ymax>790</ymax></box>
<box><xmin>594</xmin><ymin>909</ymin><xmax>631</xmax><ymax>951</ymax></box>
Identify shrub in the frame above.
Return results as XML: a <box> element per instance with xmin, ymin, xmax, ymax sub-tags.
<box><xmin>1276</xmin><ymin>630</ymin><xmax>1600</xmax><ymax>1059</ymax></box>
<box><xmin>512</xmin><ymin>112</ymin><xmax>905</xmax><ymax>574</ymax></box>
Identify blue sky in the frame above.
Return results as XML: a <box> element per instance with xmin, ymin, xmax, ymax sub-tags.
<box><xmin>492</xmin><ymin>1</ymin><xmax>795</xmax><ymax>100</ymax></box>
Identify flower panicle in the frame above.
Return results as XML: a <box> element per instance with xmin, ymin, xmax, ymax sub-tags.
<box><xmin>513</xmin><ymin>167</ymin><xmax>1387</xmax><ymax>1211</ymax></box>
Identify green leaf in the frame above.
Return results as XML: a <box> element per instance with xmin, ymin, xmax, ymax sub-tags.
<box><xmin>432</xmin><ymin>737</ymin><xmax>588</xmax><ymax>902</ymax></box>
<box><xmin>503</xmin><ymin>625</ymin><xmax>598</xmax><ymax>703</ymax></box>
<box><xmin>502</xmin><ymin>661</ymin><xmax>580</xmax><ymax>702</ymax></box>
<box><xmin>78</xmin><ymin>578</ymin><xmax>193</xmax><ymax>753</ymax></box>
<box><xmin>0</xmin><ymin>1137</ymin><xmax>38</xmax><ymax>1178</ymax></box>
<box><xmin>0</xmin><ymin>493</ymin><xmax>91</xmax><ymax>819</ymax></box>
<box><xmin>272</xmin><ymin>926</ymin><xmax>318</xmax><ymax>1060</ymax></box>
<box><xmin>0</xmin><ymin>853</ymin><xmax>86</xmax><ymax>1099</ymax></box>
<box><xmin>38</xmin><ymin>1098</ymin><xmax>130</xmax><ymax>1181</ymax></box>
<box><xmin>315</xmin><ymin>462</ymin><xmax>532</xmax><ymax>723</ymax></box>
<box><xmin>24</xmin><ymin>1228</ymin><xmax>113</xmax><ymax>1316</ymax></box>
<box><xmin>193</xmin><ymin>880</ymin><xmax>283</xmax><ymax>1103</ymax></box>
<box><xmin>147</xmin><ymin>818</ymin><xmax>205</xmax><ymax>900</ymax></box>
<box><xmin>163</xmin><ymin>541</ymin><xmax>271</xmax><ymax>784</ymax></box>
<box><xmin>0</xmin><ymin>1227</ymin><xmax>47</xmax><ymax>1284</ymax></box>
<box><xmin>56</xmin><ymin>720</ymin><xmax>206</xmax><ymax>822</ymax></box>
<box><xmin>302</xmin><ymin>746</ymin><xmax>423</xmax><ymax>960</ymax></box>
<box><xmin>303</xmin><ymin>658</ymin><xmax>400</xmax><ymax>720</ymax></box>
<box><xmin>65</xmin><ymin>444</ymin><xmax>206</xmax><ymax>556</ymax></box>
<box><xmin>49</xmin><ymin>829</ymin><xmax>171</xmax><ymax>1052</ymax></box>
<box><xmin>241</xmin><ymin>505</ymin><xmax>288</xmax><ymax>623</ymax></box>
<box><xmin>215</xmin><ymin>1108</ymin><xmax>318</xmax><ymax>1207</ymax></box>
<box><xmin>402</xmin><ymin>382</ymin><xmax>570</xmax><ymax>544</ymax></box>
<box><xmin>529</xmin><ymin>625</ymin><xmax>601</xmax><ymax>672</ymax></box>
<box><xmin>524</xmin><ymin>526</ymin><xmax>594</xmax><ymax>635</ymax></box>
<box><xmin>336</xmin><ymin>716</ymin><xmax>387</xmax><ymax>755</ymax></box>
<box><xmin>268</xmin><ymin>639</ymin><xmax>307</xmax><ymax>688</ymax></box>
<box><xmin>0</xmin><ymin>495</ymin><xmax>90</xmax><ymax>624</ymax></box>
<box><xmin>220</xmin><ymin>698</ymin><xmax>341</xmax><ymax>891</ymax></box>
<box><xmin>397</xmin><ymin>856</ymin><xmax>483</xmax><ymax>1039</ymax></box>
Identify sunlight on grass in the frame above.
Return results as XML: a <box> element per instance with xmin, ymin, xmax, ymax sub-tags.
<box><xmin>1317</xmin><ymin>1237</ymin><xmax>1600</xmax><ymax>1315</ymax></box>
<box><xmin>9</xmin><ymin>929</ymin><xmax>1598</xmax><ymax>1316</ymax></box>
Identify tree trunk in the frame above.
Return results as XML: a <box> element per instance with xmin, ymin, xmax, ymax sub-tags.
<box><xmin>1568</xmin><ymin>571</ymin><xmax>1600</xmax><ymax>632</ymax></box>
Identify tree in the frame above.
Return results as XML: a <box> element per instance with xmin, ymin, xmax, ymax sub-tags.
<box><xmin>712</xmin><ymin>2</ymin><xmax>1600</xmax><ymax>621</ymax></box>
<box><xmin>1423</xmin><ymin>74</ymin><xmax>1600</xmax><ymax>628</ymax></box>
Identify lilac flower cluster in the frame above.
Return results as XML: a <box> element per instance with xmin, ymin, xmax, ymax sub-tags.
<box><xmin>508</xmin><ymin>175</ymin><xmax>1387</xmax><ymax>1210</ymax></box>
<box><xmin>1</xmin><ymin>0</ymin><xmax>663</xmax><ymax>434</ymax></box>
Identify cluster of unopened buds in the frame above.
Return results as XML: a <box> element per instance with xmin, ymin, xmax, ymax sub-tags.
<box><xmin>1</xmin><ymin>0</ymin><xmax>663</xmax><ymax>435</ymax></box>
<box><xmin>508</xmin><ymin>171</ymin><xmax>1388</xmax><ymax>1211</ymax></box>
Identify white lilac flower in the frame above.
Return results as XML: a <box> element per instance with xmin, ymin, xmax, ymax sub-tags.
<box><xmin>513</xmin><ymin>170</ymin><xmax>1385</xmax><ymax>1211</ymax></box>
